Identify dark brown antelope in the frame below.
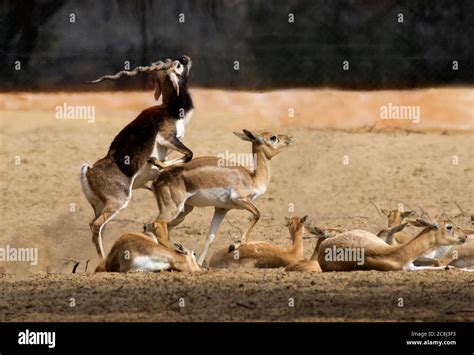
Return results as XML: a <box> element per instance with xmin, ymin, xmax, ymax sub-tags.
<box><xmin>81</xmin><ymin>56</ymin><xmax>194</xmax><ymax>258</ymax></box>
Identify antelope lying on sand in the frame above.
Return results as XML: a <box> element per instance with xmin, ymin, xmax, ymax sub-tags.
<box><xmin>209</xmin><ymin>216</ymin><xmax>307</xmax><ymax>268</ymax></box>
<box><xmin>81</xmin><ymin>56</ymin><xmax>194</xmax><ymax>258</ymax></box>
<box><xmin>283</xmin><ymin>223</ymin><xmax>403</xmax><ymax>272</ymax></box>
<box><xmin>151</xmin><ymin>129</ymin><xmax>293</xmax><ymax>265</ymax></box>
<box><xmin>95</xmin><ymin>221</ymin><xmax>200</xmax><ymax>273</ymax></box>
<box><xmin>378</xmin><ymin>208</ymin><xmax>441</xmax><ymax>267</ymax></box>
<box><xmin>438</xmin><ymin>235</ymin><xmax>474</xmax><ymax>268</ymax></box>
<box><xmin>379</xmin><ymin>209</ymin><xmax>474</xmax><ymax>268</ymax></box>
<box><xmin>285</xmin><ymin>224</ymin><xmax>343</xmax><ymax>272</ymax></box>
<box><xmin>318</xmin><ymin>218</ymin><xmax>467</xmax><ymax>271</ymax></box>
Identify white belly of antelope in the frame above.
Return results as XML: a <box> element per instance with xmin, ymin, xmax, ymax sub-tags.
<box><xmin>186</xmin><ymin>188</ymin><xmax>238</xmax><ymax>208</ymax></box>
<box><xmin>131</xmin><ymin>256</ymin><xmax>171</xmax><ymax>272</ymax></box>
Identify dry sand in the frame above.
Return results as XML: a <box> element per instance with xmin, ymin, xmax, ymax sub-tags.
<box><xmin>0</xmin><ymin>89</ymin><xmax>473</xmax><ymax>321</ymax></box>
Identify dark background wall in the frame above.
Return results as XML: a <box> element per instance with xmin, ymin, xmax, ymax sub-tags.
<box><xmin>1</xmin><ymin>0</ymin><xmax>473</xmax><ymax>91</ymax></box>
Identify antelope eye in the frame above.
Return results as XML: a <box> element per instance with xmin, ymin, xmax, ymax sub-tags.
<box><xmin>446</xmin><ymin>225</ymin><xmax>453</xmax><ymax>231</ymax></box>
<box><xmin>269</xmin><ymin>135</ymin><xmax>278</xmax><ymax>143</ymax></box>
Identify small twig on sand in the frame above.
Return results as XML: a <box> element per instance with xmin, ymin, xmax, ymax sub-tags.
<box><xmin>111</xmin><ymin>285</ymin><xmax>124</xmax><ymax>293</ymax></box>
<box><xmin>236</xmin><ymin>302</ymin><xmax>255</xmax><ymax>310</ymax></box>
<box><xmin>418</xmin><ymin>205</ymin><xmax>430</xmax><ymax>219</ymax></box>
<box><xmin>442</xmin><ymin>302</ymin><xmax>454</xmax><ymax>312</ymax></box>
<box><xmin>60</xmin><ymin>258</ymin><xmax>82</xmax><ymax>274</ymax></box>
<box><xmin>367</xmin><ymin>121</ymin><xmax>378</xmax><ymax>133</ymax></box>
<box><xmin>225</xmin><ymin>216</ymin><xmax>244</xmax><ymax>243</ymax></box>
<box><xmin>84</xmin><ymin>260</ymin><xmax>90</xmax><ymax>273</ymax></box>
<box><xmin>453</xmin><ymin>201</ymin><xmax>466</xmax><ymax>217</ymax></box>
<box><xmin>227</xmin><ymin>230</ymin><xmax>240</xmax><ymax>243</ymax></box>
<box><xmin>72</xmin><ymin>262</ymin><xmax>81</xmax><ymax>274</ymax></box>
<box><xmin>369</xmin><ymin>198</ymin><xmax>384</xmax><ymax>219</ymax></box>
<box><xmin>443</xmin><ymin>303</ymin><xmax>474</xmax><ymax>314</ymax></box>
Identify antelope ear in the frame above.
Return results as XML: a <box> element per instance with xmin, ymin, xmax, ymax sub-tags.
<box><xmin>154</xmin><ymin>73</ymin><xmax>162</xmax><ymax>101</ymax></box>
<box><xmin>401</xmin><ymin>210</ymin><xmax>414</xmax><ymax>218</ymax></box>
<box><xmin>242</xmin><ymin>129</ymin><xmax>258</xmax><ymax>141</ymax></box>
<box><xmin>143</xmin><ymin>223</ymin><xmax>153</xmax><ymax>234</ymax></box>
<box><xmin>306</xmin><ymin>225</ymin><xmax>328</xmax><ymax>239</ymax></box>
<box><xmin>233</xmin><ymin>131</ymin><xmax>252</xmax><ymax>141</ymax></box>
<box><xmin>300</xmin><ymin>215</ymin><xmax>308</xmax><ymax>224</ymax></box>
<box><xmin>284</xmin><ymin>216</ymin><xmax>291</xmax><ymax>226</ymax></box>
<box><xmin>173</xmin><ymin>243</ymin><xmax>187</xmax><ymax>254</ymax></box>
<box><xmin>381</xmin><ymin>209</ymin><xmax>390</xmax><ymax>217</ymax></box>
<box><xmin>167</xmin><ymin>70</ymin><xmax>180</xmax><ymax>96</ymax></box>
<box><xmin>406</xmin><ymin>218</ymin><xmax>438</xmax><ymax>229</ymax></box>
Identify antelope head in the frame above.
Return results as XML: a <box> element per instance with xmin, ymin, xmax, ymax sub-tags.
<box><xmin>233</xmin><ymin>129</ymin><xmax>293</xmax><ymax>160</ymax></box>
<box><xmin>154</xmin><ymin>55</ymin><xmax>192</xmax><ymax>102</ymax></box>
<box><xmin>405</xmin><ymin>217</ymin><xmax>467</xmax><ymax>246</ymax></box>
<box><xmin>381</xmin><ymin>208</ymin><xmax>416</xmax><ymax>227</ymax></box>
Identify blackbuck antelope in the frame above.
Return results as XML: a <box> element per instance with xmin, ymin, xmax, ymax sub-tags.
<box><xmin>318</xmin><ymin>218</ymin><xmax>467</xmax><ymax>271</ymax></box>
<box><xmin>151</xmin><ymin>130</ymin><xmax>293</xmax><ymax>265</ymax></box>
<box><xmin>81</xmin><ymin>56</ymin><xmax>194</xmax><ymax>258</ymax></box>
<box><xmin>209</xmin><ymin>216</ymin><xmax>306</xmax><ymax>268</ymax></box>
<box><xmin>95</xmin><ymin>221</ymin><xmax>201</xmax><ymax>273</ymax></box>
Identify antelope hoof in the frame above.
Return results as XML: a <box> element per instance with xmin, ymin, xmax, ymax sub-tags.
<box><xmin>148</xmin><ymin>157</ymin><xmax>166</xmax><ymax>169</ymax></box>
<box><xmin>228</xmin><ymin>242</ymin><xmax>242</xmax><ymax>253</ymax></box>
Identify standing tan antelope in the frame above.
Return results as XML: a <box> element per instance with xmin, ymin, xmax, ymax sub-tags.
<box><xmin>209</xmin><ymin>216</ymin><xmax>306</xmax><ymax>268</ymax></box>
<box><xmin>95</xmin><ymin>221</ymin><xmax>200</xmax><ymax>273</ymax></box>
<box><xmin>152</xmin><ymin>129</ymin><xmax>293</xmax><ymax>265</ymax></box>
<box><xmin>81</xmin><ymin>56</ymin><xmax>194</xmax><ymax>258</ymax></box>
<box><xmin>318</xmin><ymin>218</ymin><xmax>467</xmax><ymax>271</ymax></box>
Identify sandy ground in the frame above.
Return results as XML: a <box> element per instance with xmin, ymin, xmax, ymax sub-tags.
<box><xmin>0</xmin><ymin>88</ymin><xmax>473</xmax><ymax>322</ymax></box>
<box><xmin>1</xmin><ymin>270</ymin><xmax>473</xmax><ymax>322</ymax></box>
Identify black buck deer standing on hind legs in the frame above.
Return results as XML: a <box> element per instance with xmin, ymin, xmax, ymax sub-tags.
<box><xmin>80</xmin><ymin>56</ymin><xmax>194</xmax><ymax>258</ymax></box>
